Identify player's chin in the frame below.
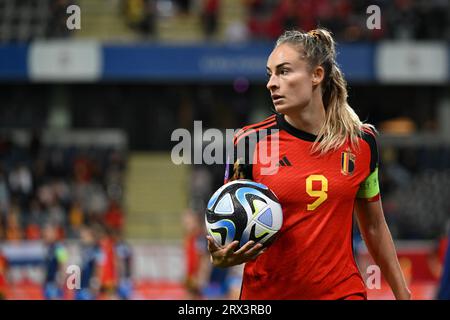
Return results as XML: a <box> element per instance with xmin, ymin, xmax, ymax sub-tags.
<box><xmin>273</xmin><ymin>102</ymin><xmax>293</xmax><ymax>114</ymax></box>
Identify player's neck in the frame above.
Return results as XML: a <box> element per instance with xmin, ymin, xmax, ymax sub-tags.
<box><xmin>284</xmin><ymin>100</ymin><xmax>325</xmax><ymax>136</ymax></box>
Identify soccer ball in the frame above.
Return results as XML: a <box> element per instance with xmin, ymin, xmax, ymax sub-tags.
<box><xmin>205</xmin><ymin>179</ymin><xmax>283</xmax><ymax>249</ymax></box>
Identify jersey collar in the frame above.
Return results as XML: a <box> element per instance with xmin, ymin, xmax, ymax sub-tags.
<box><xmin>276</xmin><ymin>113</ymin><xmax>318</xmax><ymax>142</ymax></box>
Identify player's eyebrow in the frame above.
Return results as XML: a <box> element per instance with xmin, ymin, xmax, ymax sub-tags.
<box><xmin>266</xmin><ymin>62</ymin><xmax>291</xmax><ymax>72</ymax></box>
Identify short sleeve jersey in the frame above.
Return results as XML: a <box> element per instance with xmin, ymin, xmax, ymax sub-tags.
<box><xmin>225</xmin><ymin>114</ymin><xmax>379</xmax><ymax>299</ymax></box>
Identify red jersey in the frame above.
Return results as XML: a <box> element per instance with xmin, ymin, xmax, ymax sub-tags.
<box><xmin>0</xmin><ymin>254</ymin><xmax>7</xmax><ymax>290</ymax></box>
<box><xmin>225</xmin><ymin>114</ymin><xmax>379</xmax><ymax>300</ymax></box>
<box><xmin>439</xmin><ymin>237</ymin><xmax>449</xmax><ymax>264</ymax></box>
<box><xmin>99</xmin><ymin>238</ymin><xmax>117</xmax><ymax>288</ymax></box>
<box><xmin>185</xmin><ymin>233</ymin><xmax>204</xmax><ymax>278</ymax></box>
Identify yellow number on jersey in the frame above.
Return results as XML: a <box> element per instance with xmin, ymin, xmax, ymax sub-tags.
<box><xmin>306</xmin><ymin>175</ymin><xmax>328</xmax><ymax>211</ymax></box>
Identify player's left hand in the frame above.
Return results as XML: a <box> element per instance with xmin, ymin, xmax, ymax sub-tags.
<box><xmin>206</xmin><ymin>236</ymin><xmax>265</xmax><ymax>268</ymax></box>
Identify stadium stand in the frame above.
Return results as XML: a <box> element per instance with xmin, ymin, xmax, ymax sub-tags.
<box><xmin>0</xmin><ymin>130</ymin><xmax>127</xmax><ymax>241</ymax></box>
<box><xmin>1</xmin><ymin>0</ymin><xmax>448</xmax><ymax>43</ymax></box>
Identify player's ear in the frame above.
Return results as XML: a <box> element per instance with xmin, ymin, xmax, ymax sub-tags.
<box><xmin>311</xmin><ymin>65</ymin><xmax>325</xmax><ymax>86</ymax></box>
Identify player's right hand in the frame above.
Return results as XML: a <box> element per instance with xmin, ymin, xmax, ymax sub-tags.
<box><xmin>206</xmin><ymin>235</ymin><xmax>265</xmax><ymax>268</ymax></box>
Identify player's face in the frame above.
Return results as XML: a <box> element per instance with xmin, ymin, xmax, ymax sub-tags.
<box><xmin>266</xmin><ymin>44</ymin><xmax>314</xmax><ymax>114</ymax></box>
<box><xmin>43</xmin><ymin>226</ymin><xmax>56</xmax><ymax>243</ymax></box>
<box><xmin>80</xmin><ymin>228</ymin><xmax>94</xmax><ymax>244</ymax></box>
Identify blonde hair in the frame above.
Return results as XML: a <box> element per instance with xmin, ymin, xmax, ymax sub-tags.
<box><xmin>276</xmin><ymin>28</ymin><xmax>375</xmax><ymax>154</ymax></box>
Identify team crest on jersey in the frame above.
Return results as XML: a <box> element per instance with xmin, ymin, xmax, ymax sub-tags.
<box><xmin>341</xmin><ymin>150</ymin><xmax>355</xmax><ymax>176</ymax></box>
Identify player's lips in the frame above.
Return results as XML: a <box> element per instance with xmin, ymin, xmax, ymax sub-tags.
<box><xmin>271</xmin><ymin>94</ymin><xmax>284</xmax><ymax>104</ymax></box>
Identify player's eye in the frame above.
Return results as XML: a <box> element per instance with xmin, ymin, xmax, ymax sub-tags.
<box><xmin>280</xmin><ymin>69</ymin><xmax>289</xmax><ymax>75</ymax></box>
<box><xmin>266</xmin><ymin>73</ymin><xmax>272</xmax><ymax>79</ymax></box>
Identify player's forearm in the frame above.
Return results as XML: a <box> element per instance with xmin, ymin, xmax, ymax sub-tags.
<box><xmin>362</xmin><ymin>220</ymin><xmax>411</xmax><ymax>300</ymax></box>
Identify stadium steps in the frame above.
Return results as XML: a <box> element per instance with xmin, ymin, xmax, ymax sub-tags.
<box><xmin>217</xmin><ymin>0</ymin><xmax>246</xmax><ymax>40</ymax></box>
<box><xmin>124</xmin><ymin>153</ymin><xmax>189</xmax><ymax>240</ymax></box>
<box><xmin>76</xmin><ymin>0</ymin><xmax>137</xmax><ymax>41</ymax></box>
<box><xmin>158</xmin><ymin>13</ymin><xmax>202</xmax><ymax>42</ymax></box>
<box><xmin>72</xmin><ymin>0</ymin><xmax>245</xmax><ymax>42</ymax></box>
<box><xmin>158</xmin><ymin>0</ymin><xmax>245</xmax><ymax>42</ymax></box>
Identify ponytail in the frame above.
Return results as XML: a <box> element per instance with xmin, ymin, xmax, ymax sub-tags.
<box><xmin>276</xmin><ymin>28</ymin><xmax>375</xmax><ymax>154</ymax></box>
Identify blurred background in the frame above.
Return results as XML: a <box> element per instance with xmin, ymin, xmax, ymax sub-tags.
<box><xmin>0</xmin><ymin>0</ymin><xmax>449</xmax><ymax>300</ymax></box>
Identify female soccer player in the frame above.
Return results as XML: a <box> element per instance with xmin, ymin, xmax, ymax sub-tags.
<box><xmin>207</xmin><ymin>29</ymin><xmax>411</xmax><ymax>300</ymax></box>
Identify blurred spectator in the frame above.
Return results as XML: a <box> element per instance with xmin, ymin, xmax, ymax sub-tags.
<box><xmin>47</xmin><ymin>0</ymin><xmax>72</xmax><ymax>38</ymax></box>
<box><xmin>8</xmin><ymin>164</ymin><xmax>33</xmax><ymax>209</ymax></box>
<box><xmin>189</xmin><ymin>166</ymin><xmax>213</xmax><ymax>213</ymax></box>
<box><xmin>175</xmin><ymin>0</ymin><xmax>192</xmax><ymax>14</ymax></box>
<box><xmin>183</xmin><ymin>209</ymin><xmax>210</xmax><ymax>299</ymax></box>
<box><xmin>429</xmin><ymin>226</ymin><xmax>449</xmax><ymax>282</ymax></box>
<box><xmin>53</xmin><ymin>179</ymin><xmax>71</xmax><ymax>209</ymax></box>
<box><xmin>46</xmin><ymin>199</ymin><xmax>66</xmax><ymax>238</ymax></box>
<box><xmin>105</xmin><ymin>150</ymin><xmax>125</xmax><ymax>202</ymax></box>
<box><xmin>267</xmin><ymin>0</ymin><xmax>302</xmax><ymax>40</ymax></box>
<box><xmin>386</xmin><ymin>0</ymin><xmax>418</xmax><ymax>40</ymax></box>
<box><xmin>5</xmin><ymin>203</ymin><xmax>22</xmax><ymax>241</ymax></box>
<box><xmin>123</xmin><ymin>0</ymin><xmax>144</xmax><ymax>26</ymax></box>
<box><xmin>75</xmin><ymin>225</ymin><xmax>101</xmax><ymax>300</ymax></box>
<box><xmin>96</xmin><ymin>225</ymin><xmax>118</xmax><ymax>299</ymax></box>
<box><xmin>25</xmin><ymin>199</ymin><xmax>43</xmax><ymax>240</ymax></box>
<box><xmin>0</xmin><ymin>250</ymin><xmax>7</xmax><ymax>300</ymax></box>
<box><xmin>122</xmin><ymin>0</ymin><xmax>157</xmax><ymax>38</ymax></box>
<box><xmin>74</xmin><ymin>151</ymin><xmax>93</xmax><ymax>184</ymax></box>
<box><xmin>243</xmin><ymin>0</ymin><xmax>271</xmax><ymax>40</ymax></box>
<box><xmin>200</xmin><ymin>0</ymin><xmax>220</xmax><ymax>40</ymax></box>
<box><xmin>225</xmin><ymin>20</ymin><xmax>250</xmax><ymax>43</ymax></box>
<box><xmin>28</xmin><ymin>198</ymin><xmax>44</xmax><ymax>223</ymax></box>
<box><xmin>437</xmin><ymin>221</ymin><xmax>450</xmax><ymax>299</ymax></box>
<box><xmin>29</xmin><ymin>130</ymin><xmax>42</xmax><ymax>160</ymax></box>
<box><xmin>49</xmin><ymin>149</ymin><xmax>68</xmax><ymax>178</ymax></box>
<box><xmin>86</xmin><ymin>182</ymin><xmax>108</xmax><ymax>224</ymax></box>
<box><xmin>380</xmin><ymin>147</ymin><xmax>412</xmax><ymax>194</ymax></box>
<box><xmin>37</xmin><ymin>183</ymin><xmax>55</xmax><ymax>209</ymax></box>
<box><xmin>32</xmin><ymin>158</ymin><xmax>47</xmax><ymax>189</ymax></box>
<box><xmin>115</xmin><ymin>231</ymin><xmax>133</xmax><ymax>300</ymax></box>
<box><xmin>0</xmin><ymin>216</ymin><xmax>4</xmax><ymax>240</ymax></box>
<box><xmin>25</xmin><ymin>224</ymin><xmax>41</xmax><ymax>240</ymax></box>
<box><xmin>139</xmin><ymin>0</ymin><xmax>157</xmax><ymax>39</ymax></box>
<box><xmin>317</xmin><ymin>0</ymin><xmax>356</xmax><ymax>41</ymax></box>
<box><xmin>68</xmin><ymin>200</ymin><xmax>84</xmax><ymax>237</ymax></box>
<box><xmin>42</xmin><ymin>223</ymin><xmax>68</xmax><ymax>300</ymax></box>
<box><xmin>0</xmin><ymin>136</ymin><xmax>12</xmax><ymax>157</ymax></box>
<box><xmin>104</xmin><ymin>200</ymin><xmax>124</xmax><ymax>233</ymax></box>
<box><xmin>0</xmin><ymin>167</ymin><xmax>9</xmax><ymax>219</ymax></box>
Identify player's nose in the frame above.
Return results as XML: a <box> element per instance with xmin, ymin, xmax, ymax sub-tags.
<box><xmin>266</xmin><ymin>74</ymin><xmax>279</xmax><ymax>91</ymax></box>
